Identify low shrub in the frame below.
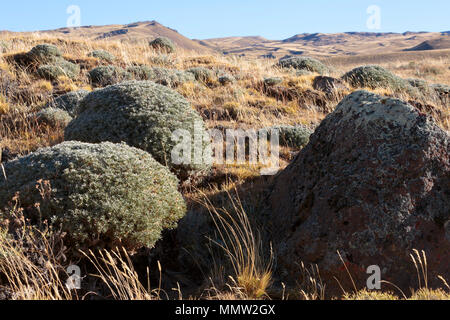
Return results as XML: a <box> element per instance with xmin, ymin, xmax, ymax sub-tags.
<box><xmin>88</xmin><ymin>65</ymin><xmax>130</xmax><ymax>87</ymax></box>
<box><xmin>0</xmin><ymin>141</ymin><xmax>187</xmax><ymax>252</ymax></box>
<box><xmin>342</xmin><ymin>65</ymin><xmax>411</xmax><ymax>92</ymax></box>
<box><xmin>149</xmin><ymin>37</ymin><xmax>176</xmax><ymax>53</ymax></box>
<box><xmin>277</xmin><ymin>57</ymin><xmax>329</xmax><ymax>74</ymax></box>
<box><xmin>87</xmin><ymin>50</ymin><xmax>116</xmax><ymax>63</ymax></box>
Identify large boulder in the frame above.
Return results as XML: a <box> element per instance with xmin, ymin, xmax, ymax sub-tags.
<box><xmin>0</xmin><ymin>141</ymin><xmax>186</xmax><ymax>252</ymax></box>
<box><xmin>65</xmin><ymin>80</ymin><xmax>212</xmax><ymax>178</ymax></box>
<box><xmin>269</xmin><ymin>90</ymin><xmax>449</xmax><ymax>296</ymax></box>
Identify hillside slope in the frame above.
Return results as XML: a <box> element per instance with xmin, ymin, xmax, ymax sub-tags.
<box><xmin>5</xmin><ymin>21</ymin><xmax>211</xmax><ymax>53</ymax></box>
<box><xmin>201</xmin><ymin>31</ymin><xmax>449</xmax><ymax>58</ymax></box>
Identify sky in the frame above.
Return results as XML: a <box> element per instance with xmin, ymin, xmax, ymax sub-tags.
<box><xmin>0</xmin><ymin>0</ymin><xmax>449</xmax><ymax>40</ymax></box>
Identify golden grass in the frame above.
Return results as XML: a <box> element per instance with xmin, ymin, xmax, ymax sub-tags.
<box><xmin>0</xmin><ymin>204</ymin><xmax>75</xmax><ymax>300</ymax></box>
<box><xmin>81</xmin><ymin>248</ymin><xmax>156</xmax><ymax>300</ymax></box>
<box><xmin>199</xmin><ymin>189</ymin><xmax>273</xmax><ymax>300</ymax></box>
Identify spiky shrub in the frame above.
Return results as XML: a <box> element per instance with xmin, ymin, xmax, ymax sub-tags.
<box><xmin>45</xmin><ymin>90</ymin><xmax>90</xmax><ymax>117</ymax></box>
<box><xmin>87</xmin><ymin>50</ymin><xmax>116</xmax><ymax>63</ymax></box>
<box><xmin>277</xmin><ymin>57</ymin><xmax>329</xmax><ymax>74</ymax></box>
<box><xmin>27</xmin><ymin>44</ymin><xmax>62</xmax><ymax>63</ymax></box>
<box><xmin>149</xmin><ymin>37</ymin><xmax>176</xmax><ymax>53</ymax></box>
<box><xmin>127</xmin><ymin>66</ymin><xmax>195</xmax><ymax>87</ymax></box>
<box><xmin>262</xmin><ymin>125</ymin><xmax>314</xmax><ymax>149</ymax></box>
<box><xmin>88</xmin><ymin>65</ymin><xmax>130</xmax><ymax>87</ymax></box>
<box><xmin>342</xmin><ymin>65</ymin><xmax>412</xmax><ymax>92</ymax></box>
<box><xmin>0</xmin><ymin>141</ymin><xmax>187</xmax><ymax>251</ymax></box>
<box><xmin>65</xmin><ymin>80</ymin><xmax>212</xmax><ymax>178</ymax></box>
<box><xmin>186</xmin><ymin>67</ymin><xmax>216</xmax><ymax>83</ymax></box>
<box><xmin>34</xmin><ymin>107</ymin><xmax>73</xmax><ymax>127</ymax></box>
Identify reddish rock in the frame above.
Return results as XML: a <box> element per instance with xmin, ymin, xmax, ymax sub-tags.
<box><xmin>269</xmin><ymin>90</ymin><xmax>449</xmax><ymax>296</ymax></box>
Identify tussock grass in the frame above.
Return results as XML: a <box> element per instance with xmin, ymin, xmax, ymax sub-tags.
<box><xmin>199</xmin><ymin>189</ymin><xmax>273</xmax><ymax>300</ymax></box>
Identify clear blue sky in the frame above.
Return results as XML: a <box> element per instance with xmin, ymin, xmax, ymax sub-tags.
<box><xmin>1</xmin><ymin>0</ymin><xmax>449</xmax><ymax>39</ymax></box>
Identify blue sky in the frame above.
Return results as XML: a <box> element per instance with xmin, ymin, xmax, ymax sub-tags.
<box><xmin>1</xmin><ymin>0</ymin><xmax>449</xmax><ymax>39</ymax></box>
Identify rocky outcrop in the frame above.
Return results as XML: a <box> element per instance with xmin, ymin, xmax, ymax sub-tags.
<box><xmin>269</xmin><ymin>90</ymin><xmax>449</xmax><ymax>295</ymax></box>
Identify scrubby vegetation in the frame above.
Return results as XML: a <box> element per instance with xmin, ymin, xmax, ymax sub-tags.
<box><xmin>88</xmin><ymin>65</ymin><xmax>129</xmax><ymax>87</ymax></box>
<box><xmin>64</xmin><ymin>80</ymin><xmax>212</xmax><ymax>178</ymax></box>
<box><xmin>88</xmin><ymin>49</ymin><xmax>116</xmax><ymax>63</ymax></box>
<box><xmin>342</xmin><ymin>65</ymin><xmax>412</xmax><ymax>92</ymax></box>
<box><xmin>263</xmin><ymin>124</ymin><xmax>314</xmax><ymax>149</ymax></box>
<box><xmin>278</xmin><ymin>56</ymin><xmax>330</xmax><ymax>74</ymax></box>
<box><xmin>0</xmin><ymin>141</ymin><xmax>186</xmax><ymax>252</ymax></box>
<box><xmin>0</xmin><ymin>35</ymin><xmax>448</xmax><ymax>301</ymax></box>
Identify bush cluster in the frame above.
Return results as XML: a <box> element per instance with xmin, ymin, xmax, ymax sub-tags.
<box><xmin>29</xmin><ymin>44</ymin><xmax>80</xmax><ymax>80</ymax></box>
<box><xmin>65</xmin><ymin>80</ymin><xmax>212</xmax><ymax>178</ymax></box>
<box><xmin>0</xmin><ymin>141</ymin><xmax>187</xmax><ymax>251</ymax></box>
<box><xmin>261</xmin><ymin>125</ymin><xmax>314</xmax><ymax>149</ymax></box>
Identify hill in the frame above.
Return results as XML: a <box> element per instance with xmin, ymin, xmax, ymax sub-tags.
<box><xmin>405</xmin><ymin>36</ymin><xmax>450</xmax><ymax>51</ymax></box>
<box><xmin>201</xmin><ymin>31</ymin><xmax>448</xmax><ymax>58</ymax></box>
<box><xmin>4</xmin><ymin>21</ymin><xmax>211</xmax><ymax>53</ymax></box>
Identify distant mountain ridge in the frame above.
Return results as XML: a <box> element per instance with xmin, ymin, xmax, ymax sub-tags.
<box><xmin>200</xmin><ymin>31</ymin><xmax>450</xmax><ymax>58</ymax></box>
<box><xmin>1</xmin><ymin>21</ymin><xmax>449</xmax><ymax>57</ymax></box>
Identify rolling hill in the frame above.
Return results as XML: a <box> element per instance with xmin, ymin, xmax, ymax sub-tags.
<box><xmin>2</xmin><ymin>21</ymin><xmax>450</xmax><ymax>58</ymax></box>
<box><xmin>199</xmin><ymin>31</ymin><xmax>450</xmax><ymax>58</ymax></box>
<box><xmin>3</xmin><ymin>21</ymin><xmax>211</xmax><ymax>53</ymax></box>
